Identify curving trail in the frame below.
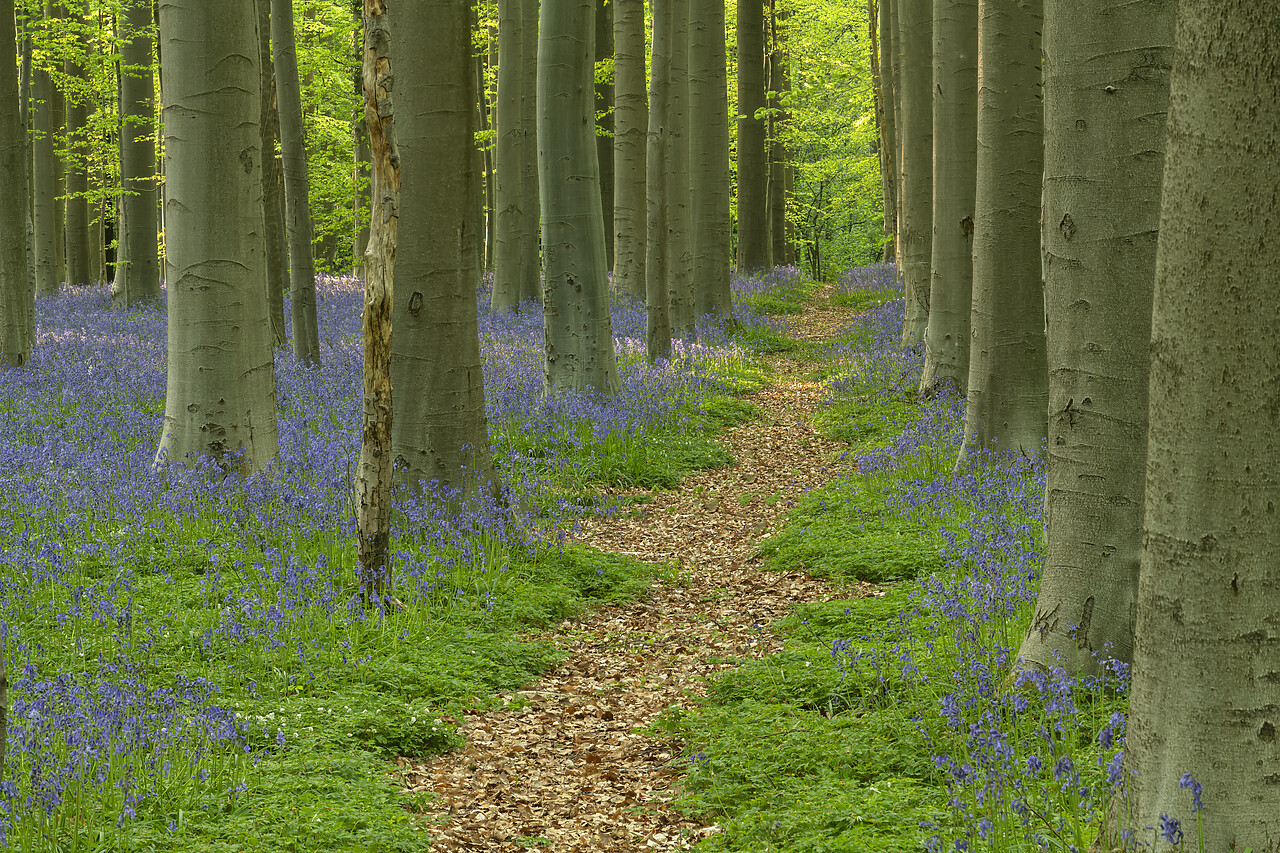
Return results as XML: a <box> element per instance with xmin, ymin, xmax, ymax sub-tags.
<box><xmin>401</xmin><ymin>290</ymin><xmax>871</xmax><ymax>852</ymax></box>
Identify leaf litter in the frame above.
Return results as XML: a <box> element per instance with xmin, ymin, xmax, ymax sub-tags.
<box><xmin>399</xmin><ymin>289</ymin><xmax>878</xmax><ymax>851</ymax></box>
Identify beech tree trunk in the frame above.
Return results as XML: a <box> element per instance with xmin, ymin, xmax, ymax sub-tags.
<box><xmin>352</xmin><ymin>1</ymin><xmax>370</xmax><ymax>275</ymax></box>
<box><xmin>538</xmin><ymin>0</ymin><xmax>619</xmax><ymax>393</ymax></box>
<box><xmin>918</xmin><ymin>0</ymin><xmax>977</xmax><ymax>395</ymax></box>
<box><xmin>688</xmin><ymin>0</ymin><xmax>732</xmax><ymax>317</ymax></box>
<box><xmin>491</xmin><ymin>0</ymin><xmax>541</xmax><ymax>310</ymax></box>
<box><xmin>357</xmin><ymin>0</ymin><xmax>398</xmax><ymax>604</ymax></box>
<box><xmin>612</xmin><ymin>0</ymin><xmax>646</xmax><ymax>300</ymax></box>
<box><xmin>595</xmin><ymin>0</ymin><xmax>614</xmax><ymax>272</ymax></box>
<box><xmin>155</xmin><ymin>0</ymin><xmax>278</xmax><ymax>474</ymax></box>
<box><xmin>765</xmin><ymin>2</ymin><xmax>788</xmax><ymax>267</ymax></box>
<box><xmin>1016</xmin><ymin>0</ymin><xmax>1173</xmax><ymax>677</ymax></box>
<box><xmin>1</xmin><ymin>0</ymin><xmax>31</xmax><ymax>365</ymax></box>
<box><xmin>114</xmin><ymin>0</ymin><xmax>161</xmax><ymax>304</ymax></box>
<box><xmin>256</xmin><ymin>0</ymin><xmax>288</xmax><ymax>343</ymax></box>
<box><xmin>666</xmin><ymin>0</ymin><xmax>694</xmax><ymax>339</ymax></box>
<box><xmin>1125</xmin><ymin>4</ymin><xmax>1280</xmax><ymax>844</ymax></box>
<box><xmin>895</xmin><ymin>0</ymin><xmax>931</xmax><ymax>344</ymax></box>
<box><xmin>874</xmin><ymin>0</ymin><xmax>898</xmax><ymax>263</ymax></box>
<box><xmin>272</xmin><ymin>0</ymin><xmax>322</xmax><ymax>364</ymax></box>
<box><xmin>735</xmin><ymin>0</ymin><xmax>768</xmax><ymax>272</ymax></box>
<box><xmin>389</xmin><ymin>0</ymin><xmax>498</xmax><ymax>501</ymax></box>
<box><xmin>645</xmin><ymin>0</ymin><xmax>673</xmax><ymax>361</ymax></box>
<box><xmin>31</xmin><ymin>3</ymin><xmax>57</xmax><ymax>297</ymax></box>
<box><xmin>956</xmin><ymin>0</ymin><xmax>1046</xmax><ymax>463</ymax></box>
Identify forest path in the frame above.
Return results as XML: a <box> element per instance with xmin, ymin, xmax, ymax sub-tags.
<box><xmin>402</xmin><ymin>290</ymin><xmax>870</xmax><ymax>852</ymax></box>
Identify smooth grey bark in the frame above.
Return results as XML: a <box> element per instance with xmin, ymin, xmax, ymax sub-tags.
<box><xmin>539</xmin><ymin>0</ymin><xmax>620</xmax><ymax>393</ymax></box>
<box><xmin>1</xmin><ymin>0</ymin><xmax>31</xmax><ymax>365</ymax></box>
<box><xmin>272</xmin><ymin>0</ymin><xmax>321</xmax><ymax>364</ymax></box>
<box><xmin>63</xmin><ymin>19</ymin><xmax>90</xmax><ymax>287</ymax></box>
<box><xmin>255</xmin><ymin>0</ymin><xmax>288</xmax><ymax>344</ymax></box>
<box><xmin>50</xmin><ymin>4</ymin><xmax>64</xmax><ymax>289</ymax></box>
<box><xmin>612</xmin><ymin>0</ymin><xmax>646</xmax><ymax>301</ymax></box>
<box><xmin>918</xmin><ymin>0</ymin><xmax>977</xmax><ymax>395</ymax></box>
<box><xmin>735</xmin><ymin>0</ymin><xmax>768</xmax><ymax>272</ymax></box>
<box><xmin>492</xmin><ymin>0</ymin><xmax>541</xmax><ymax>310</ymax></box>
<box><xmin>595</xmin><ymin>0</ymin><xmax>614</xmax><ymax>272</ymax></box>
<box><xmin>31</xmin><ymin>6</ymin><xmax>57</xmax><ymax>297</ymax></box>
<box><xmin>956</xmin><ymin>0</ymin><xmax>1045</xmax><ymax>464</ymax></box>
<box><xmin>114</xmin><ymin>0</ymin><xmax>161</xmax><ymax>305</ymax></box>
<box><xmin>666</xmin><ymin>0</ymin><xmax>694</xmax><ymax>338</ymax></box>
<box><xmin>388</xmin><ymin>0</ymin><xmax>497</xmax><ymax>500</ymax></box>
<box><xmin>875</xmin><ymin>0</ymin><xmax>898</xmax><ymax>263</ymax></box>
<box><xmin>895</xmin><ymin>0</ymin><xmax>931</xmax><ymax>344</ymax></box>
<box><xmin>765</xmin><ymin>2</ymin><xmax>787</xmax><ymax>267</ymax></box>
<box><xmin>155</xmin><ymin>0</ymin><xmax>278</xmax><ymax>474</ymax></box>
<box><xmin>888</xmin><ymin>0</ymin><xmax>904</xmax><ymax>269</ymax></box>
<box><xmin>1016</xmin><ymin>0</ymin><xmax>1172</xmax><ymax>678</ymax></box>
<box><xmin>645</xmin><ymin>0</ymin><xmax>673</xmax><ymax>360</ymax></box>
<box><xmin>1125</xmin><ymin>4</ymin><xmax>1280</xmax><ymax>843</ymax></box>
<box><xmin>688</xmin><ymin>0</ymin><xmax>732</xmax><ymax>318</ymax></box>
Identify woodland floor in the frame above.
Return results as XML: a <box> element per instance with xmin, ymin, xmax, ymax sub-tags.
<box><xmin>399</xmin><ymin>291</ymin><xmax>873</xmax><ymax>852</ymax></box>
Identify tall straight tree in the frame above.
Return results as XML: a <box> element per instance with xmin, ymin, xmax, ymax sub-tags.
<box><xmin>272</xmin><ymin>0</ymin><xmax>321</xmax><ymax>363</ymax></box>
<box><xmin>765</xmin><ymin>2</ymin><xmax>788</xmax><ymax>266</ymax></box>
<box><xmin>918</xmin><ymin>0</ymin><xmax>977</xmax><ymax>395</ymax></box>
<box><xmin>155</xmin><ymin>0</ymin><xmax>278</xmax><ymax>474</ymax></box>
<box><xmin>351</xmin><ymin>0</ymin><xmax>370</xmax><ymax>275</ymax></box>
<box><xmin>62</xmin><ymin>16</ymin><xmax>90</xmax><ymax>287</ymax></box>
<box><xmin>491</xmin><ymin>0</ymin><xmax>541</xmax><ymax>310</ymax></box>
<box><xmin>735</xmin><ymin>0</ymin><xmax>768</xmax><ymax>272</ymax></box>
<box><xmin>894</xmin><ymin>0</ymin><xmax>931</xmax><ymax>344</ymax></box>
<box><xmin>113</xmin><ymin>0</ymin><xmax>160</xmax><ymax>304</ymax></box>
<box><xmin>539</xmin><ymin>0</ymin><xmax>620</xmax><ymax>393</ymax></box>
<box><xmin>612</xmin><ymin>0</ymin><xmax>646</xmax><ymax>301</ymax></box>
<box><xmin>873</xmin><ymin>0</ymin><xmax>898</xmax><ymax>263</ymax></box>
<box><xmin>644</xmin><ymin>0</ymin><xmax>673</xmax><ymax>360</ymax></box>
<box><xmin>357</xmin><ymin>0</ymin><xmax>397</xmax><ymax>605</ymax></box>
<box><xmin>666</xmin><ymin>0</ymin><xmax>694</xmax><ymax>338</ymax></box>
<box><xmin>1125</xmin><ymin>3</ymin><xmax>1280</xmax><ymax>842</ymax></box>
<box><xmin>389</xmin><ymin>0</ymin><xmax>498</xmax><ymax>500</ymax></box>
<box><xmin>31</xmin><ymin>2</ymin><xmax>57</xmax><ymax>296</ymax></box>
<box><xmin>255</xmin><ymin>0</ymin><xmax>288</xmax><ymax>344</ymax></box>
<box><xmin>688</xmin><ymin>0</ymin><xmax>732</xmax><ymax>318</ymax></box>
<box><xmin>594</xmin><ymin>0</ymin><xmax>614</xmax><ymax>271</ymax></box>
<box><xmin>956</xmin><ymin>0</ymin><xmax>1046</xmax><ymax>464</ymax></box>
<box><xmin>1</xmin><ymin>0</ymin><xmax>32</xmax><ymax>365</ymax></box>
<box><xmin>1016</xmin><ymin>0</ymin><xmax>1173</xmax><ymax>676</ymax></box>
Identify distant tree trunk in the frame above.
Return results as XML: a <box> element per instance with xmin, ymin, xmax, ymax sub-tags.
<box><xmin>63</xmin><ymin>18</ymin><xmax>90</xmax><ymax>287</ymax></box>
<box><xmin>357</xmin><ymin>0</ymin><xmax>398</xmax><ymax>605</ymax></box>
<box><xmin>612</xmin><ymin>0</ymin><xmax>646</xmax><ymax>300</ymax></box>
<box><xmin>255</xmin><ymin>0</ymin><xmax>288</xmax><ymax>344</ymax></box>
<box><xmin>1126</xmin><ymin>4</ymin><xmax>1280</xmax><ymax>842</ymax></box>
<box><xmin>736</xmin><ymin>0</ymin><xmax>768</xmax><ymax>272</ymax></box>
<box><xmin>272</xmin><ymin>0</ymin><xmax>321</xmax><ymax>364</ymax></box>
<box><xmin>688</xmin><ymin>0</ymin><xmax>732</xmax><ymax>317</ymax></box>
<box><xmin>888</xmin><ymin>0</ymin><xmax>904</xmax><ymax>268</ymax></box>
<box><xmin>645</xmin><ymin>0</ymin><xmax>673</xmax><ymax>360</ymax></box>
<box><xmin>873</xmin><ymin>0</ymin><xmax>898</xmax><ymax>263</ymax></box>
<box><xmin>957</xmin><ymin>0</ymin><xmax>1045</xmax><ymax>463</ymax></box>
<box><xmin>114</xmin><ymin>0</ymin><xmax>161</xmax><ymax>305</ymax></box>
<box><xmin>31</xmin><ymin>4</ymin><xmax>57</xmax><ymax>296</ymax></box>
<box><xmin>666</xmin><ymin>0</ymin><xmax>694</xmax><ymax>338</ymax></box>
<box><xmin>50</xmin><ymin>4</ymin><xmax>65</xmax><ymax>290</ymax></box>
<box><xmin>492</xmin><ymin>0</ymin><xmax>541</xmax><ymax>310</ymax></box>
<box><xmin>539</xmin><ymin>0</ymin><xmax>620</xmax><ymax>393</ymax></box>
<box><xmin>765</xmin><ymin>1</ymin><xmax>788</xmax><ymax>267</ymax></box>
<box><xmin>155</xmin><ymin>0</ymin><xmax>278</xmax><ymax>474</ymax></box>
<box><xmin>595</xmin><ymin>0</ymin><xmax>614</xmax><ymax>272</ymax></box>
<box><xmin>895</xmin><ymin>0</ymin><xmax>931</xmax><ymax>344</ymax></box>
<box><xmin>480</xmin><ymin>23</ymin><xmax>496</xmax><ymax>272</ymax></box>
<box><xmin>1</xmin><ymin>0</ymin><xmax>32</xmax><ymax>365</ymax></box>
<box><xmin>1016</xmin><ymin>0</ymin><xmax>1172</xmax><ymax>678</ymax></box>
<box><xmin>918</xmin><ymin>0</ymin><xmax>977</xmax><ymax>396</ymax></box>
<box><xmin>389</xmin><ymin>0</ymin><xmax>498</xmax><ymax>501</ymax></box>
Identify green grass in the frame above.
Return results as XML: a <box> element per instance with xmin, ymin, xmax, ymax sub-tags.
<box><xmin>740</xmin><ymin>277</ymin><xmax>823</xmax><ymax>316</ymax></box>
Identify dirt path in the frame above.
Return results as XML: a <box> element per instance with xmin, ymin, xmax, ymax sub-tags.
<box><xmin>400</xmin><ymin>292</ymin><xmax>868</xmax><ymax>852</ymax></box>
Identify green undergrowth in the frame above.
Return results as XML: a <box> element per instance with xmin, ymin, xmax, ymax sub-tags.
<box><xmin>740</xmin><ymin>276</ymin><xmax>824</xmax><ymax>316</ymax></box>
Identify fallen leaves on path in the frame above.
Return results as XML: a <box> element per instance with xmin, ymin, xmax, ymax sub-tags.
<box><xmin>401</xmin><ymin>292</ymin><xmax>871</xmax><ymax>851</ymax></box>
